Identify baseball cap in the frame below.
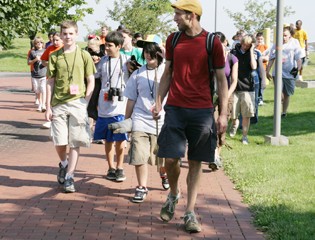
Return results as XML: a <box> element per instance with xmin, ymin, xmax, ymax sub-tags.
<box><xmin>136</xmin><ymin>40</ymin><xmax>158</xmax><ymax>48</ymax></box>
<box><xmin>136</xmin><ymin>34</ymin><xmax>162</xmax><ymax>48</ymax></box>
<box><xmin>171</xmin><ymin>0</ymin><xmax>203</xmax><ymax>16</ymax></box>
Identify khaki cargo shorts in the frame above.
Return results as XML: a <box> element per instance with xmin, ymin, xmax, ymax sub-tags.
<box><xmin>51</xmin><ymin>98</ymin><xmax>91</xmax><ymax>148</ymax></box>
<box><xmin>232</xmin><ymin>91</ymin><xmax>255</xmax><ymax>119</ymax></box>
<box><xmin>129</xmin><ymin>131</ymin><xmax>165</xmax><ymax>170</ymax></box>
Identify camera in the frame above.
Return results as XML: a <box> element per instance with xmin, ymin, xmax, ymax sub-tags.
<box><xmin>290</xmin><ymin>67</ymin><xmax>298</xmax><ymax>78</ymax></box>
<box><xmin>107</xmin><ymin>88</ymin><xmax>124</xmax><ymax>101</ymax></box>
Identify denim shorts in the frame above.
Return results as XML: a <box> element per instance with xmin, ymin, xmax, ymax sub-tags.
<box><xmin>157</xmin><ymin>105</ymin><xmax>216</xmax><ymax>163</ymax></box>
<box><xmin>94</xmin><ymin>115</ymin><xmax>128</xmax><ymax>142</ymax></box>
<box><xmin>282</xmin><ymin>78</ymin><xmax>295</xmax><ymax>96</ymax></box>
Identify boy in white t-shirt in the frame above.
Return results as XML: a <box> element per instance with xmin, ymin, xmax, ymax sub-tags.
<box><xmin>93</xmin><ymin>31</ymin><xmax>130</xmax><ymax>182</ymax></box>
<box><xmin>112</xmin><ymin>40</ymin><xmax>168</xmax><ymax>203</ymax></box>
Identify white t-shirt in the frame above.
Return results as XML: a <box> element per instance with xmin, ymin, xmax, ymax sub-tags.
<box><xmin>270</xmin><ymin>38</ymin><xmax>302</xmax><ymax>79</ymax></box>
<box><xmin>95</xmin><ymin>54</ymin><xmax>130</xmax><ymax>117</ymax></box>
<box><xmin>124</xmin><ymin>64</ymin><xmax>166</xmax><ymax>135</ymax></box>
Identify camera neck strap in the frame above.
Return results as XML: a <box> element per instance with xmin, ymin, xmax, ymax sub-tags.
<box><xmin>63</xmin><ymin>46</ymin><xmax>77</xmax><ymax>83</ymax></box>
<box><xmin>145</xmin><ymin>65</ymin><xmax>156</xmax><ymax>100</ymax></box>
<box><xmin>108</xmin><ymin>55</ymin><xmax>123</xmax><ymax>89</ymax></box>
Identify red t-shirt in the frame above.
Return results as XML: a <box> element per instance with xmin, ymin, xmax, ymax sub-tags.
<box><xmin>165</xmin><ymin>30</ymin><xmax>225</xmax><ymax>108</ymax></box>
<box><xmin>41</xmin><ymin>45</ymin><xmax>63</xmax><ymax>61</ymax></box>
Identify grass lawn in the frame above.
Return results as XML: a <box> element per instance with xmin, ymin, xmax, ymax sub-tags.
<box><xmin>0</xmin><ymin>38</ymin><xmax>87</xmax><ymax>72</ymax></box>
<box><xmin>1</xmin><ymin>37</ymin><xmax>315</xmax><ymax>239</ymax></box>
<box><xmin>222</xmin><ymin>85</ymin><xmax>315</xmax><ymax>239</ymax></box>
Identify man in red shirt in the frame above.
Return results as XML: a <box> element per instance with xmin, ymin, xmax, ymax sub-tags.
<box><xmin>153</xmin><ymin>0</ymin><xmax>228</xmax><ymax>233</ymax></box>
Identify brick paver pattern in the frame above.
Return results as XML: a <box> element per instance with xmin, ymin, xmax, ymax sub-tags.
<box><xmin>0</xmin><ymin>75</ymin><xmax>265</xmax><ymax>240</ymax></box>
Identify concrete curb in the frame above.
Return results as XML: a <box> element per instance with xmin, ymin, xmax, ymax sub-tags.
<box><xmin>0</xmin><ymin>72</ymin><xmax>30</xmax><ymax>77</ymax></box>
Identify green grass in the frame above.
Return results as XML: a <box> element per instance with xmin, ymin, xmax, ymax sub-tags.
<box><xmin>0</xmin><ymin>38</ymin><xmax>87</xmax><ymax>72</ymax></box>
<box><xmin>1</xmin><ymin>38</ymin><xmax>315</xmax><ymax>239</ymax></box>
<box><xmin>304</xmin><ymin>53</ymin><xmax>315</xmax><ymax>80</ymax></box>
<box><xmin>222</xmin><ymin>85</ymin><xmax>315</xmax><ymax>239</ymax></box>
<box><xmin>0</xmin><ymin>38</ymin><xmax>32</xmax><ymax>72</ymax></box>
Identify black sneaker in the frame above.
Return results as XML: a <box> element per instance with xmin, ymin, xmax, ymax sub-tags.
<box><xmin>132</xmin><ymin>187</ymin><xmax>148</xmax><ymax>203</ymax></box>
<box><xmin>64</xmin><ymin>177</ymin><xmax>75</xmax><ymax>193</ymax></box>
<box><xmin>105</xmin><ymin>168</ymin><xmax>116</xmax><ymax>180</ymax></box>
<box><xmin>57</xmin><ymin>162</ymin><xmax>68</xmax><ymax>184</ymax></box>
<box><xmin>208</xmin><ymin>156</ymin><xmax>222</xmax><ymax>171</ymax></box>
<box><xmin>115</xmin><ymin>168</ymin><xmax>126</xmax><ymax>182</ymax></box>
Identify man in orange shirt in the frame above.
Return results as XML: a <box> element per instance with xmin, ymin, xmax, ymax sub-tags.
<box><xmin>255</xmin><ymin>32</ymin><xmax>269</xmax><ymax>105</ymax></box>
<box><xmin>41</xmin><ymin>32</ymin><xmax>63</xmax><ymax>66</ymax></box>
<box><xmin>99</xmin><ymin>25</ymin><xmax>108</xmax><ymax>55</ymax></box>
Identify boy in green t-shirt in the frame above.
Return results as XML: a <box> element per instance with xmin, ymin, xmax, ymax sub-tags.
<box><xmin>46</xmin><ymin>20</ymin><xmax>96</xmax><ymax>193</ymax></box>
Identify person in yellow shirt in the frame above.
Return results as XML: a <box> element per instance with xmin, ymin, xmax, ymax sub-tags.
<box><xmin>293</xmin><ymin>20</ymin><xmax>308</xmax><ymax>80</ymax></box>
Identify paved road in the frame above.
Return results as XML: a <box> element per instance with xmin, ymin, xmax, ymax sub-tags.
<box><xmin>0</xmin><ymin>75</ymin><xmax>264</xmax><ymax>239</ymax></box>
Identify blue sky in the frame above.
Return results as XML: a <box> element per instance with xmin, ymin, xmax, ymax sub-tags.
<box><xmin>78</xmin><ymin>0</ymin><xmax>314</xmax><ymax>42</ymax></box>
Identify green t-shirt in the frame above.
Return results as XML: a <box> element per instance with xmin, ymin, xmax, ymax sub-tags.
<box><xmin>48</xmin><ymin>46</ymin><xmax>96</xmax><ymax>106</ymax></box>
<box><xmin>120</xmin><ymin>47</ymin><xmax>146</xmax><ymax>65</ymax></box>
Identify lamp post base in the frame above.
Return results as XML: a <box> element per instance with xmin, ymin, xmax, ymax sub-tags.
<box><xmin>264</xmin><ymin>135</ymin><xmax>289</xmax><ymax>146</ymax></box>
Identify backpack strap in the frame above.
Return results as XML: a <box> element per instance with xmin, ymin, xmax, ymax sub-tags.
<box><xmin>205</xmin><ymin>32</ymin><xmax>215</xmax><ymax>102</ymax></box>
<box><xmin>171</xmin><ymin>31</ymin><xmax>182</xmax><ymax>49</ymax></box>
<box><xmin>206</xmin><ymin>32</ymin><xmax>215</xmax><ymax>74</ymax></box>
<box><xmin>228</xmin><ymin>52</ymin><xmax>233</xmax><ymax>69</ymax></box>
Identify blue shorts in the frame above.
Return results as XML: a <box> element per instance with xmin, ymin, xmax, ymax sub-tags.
<box><xmin>282</xmin><ymin>78</ymin><xmax>295</xmax><ymax>96</ymax></box>
<box><xmin>94</xmin><ymin>115</ymin><xmax>128</xmax><ymax>142</ymax></box>
<box><xmin>157</xmin><ymin>105</ymin><xmax>217</xmax><ymax>163</ymax></box>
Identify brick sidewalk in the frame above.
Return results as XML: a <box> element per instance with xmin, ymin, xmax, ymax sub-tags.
<box><xmin>0</xmin><ymin>76</ymin><xmax>265</xmax><ymax>240</ymax></box>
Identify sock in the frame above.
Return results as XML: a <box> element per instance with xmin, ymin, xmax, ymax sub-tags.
<box><xmin>160</xmin><ymin>173</ymin><xmax>167</xmax><ymax>179</ymax></box>
<box><xmin>61</xmin><ymin>159</ymin><xmax>68</xmax><ymax>168</ymax></box>
<box><xmin>65</xmin><ymin>173</ymin><xmax>73</xmax><ymax>180</ymax></box>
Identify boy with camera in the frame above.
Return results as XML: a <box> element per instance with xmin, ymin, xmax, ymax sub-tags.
<box><xmin>93</xmin><ymin>31</ymin><xmax>130</xmax><ymax>182</ymax></box>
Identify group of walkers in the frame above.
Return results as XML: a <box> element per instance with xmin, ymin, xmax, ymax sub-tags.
<box><xmin>26</xmin><ymin>0</ymin><xmax>308</xmax><ymax>234</ymax></box>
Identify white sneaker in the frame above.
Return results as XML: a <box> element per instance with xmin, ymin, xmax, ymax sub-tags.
<box><xmin>36</xmin><ymin>104</ymin><xmax>42</xmax><ymax>112</ymax></box>
<box><xmin>41</xmin><ymin>105</ymin><xmax>46</xmax><ymax>112</ymax></box>
<box><xmin>42</xmin><ymin>121</ymin><xmax>51</xmax><ymax>129</ymax></box>
<box><xmin>35</xmin><ymin>98</ymin><xmax>39</xmax><ymax>105</ymax></box>
<box><xmin>229</xmin><ymin>119</ymin><xmax>239</xmax><ymax>138</ymax></box>
<box><xmin>242</xmin><ymin>136</ymin><xmax>249</xmax><ymax>145</ymax></box>
<box><xmin>298</xmin><ymin>75</ymin><xmax>303</xmax><ymax>81</ymax></box>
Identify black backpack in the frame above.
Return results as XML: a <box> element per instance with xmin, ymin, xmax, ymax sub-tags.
<box><xmin>171</xmin><ymin>31</ymin><xmax>216</xmax><ymax>101</ymax></box>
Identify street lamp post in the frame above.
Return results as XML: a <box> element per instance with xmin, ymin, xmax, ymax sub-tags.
<box><xmin>264</xmin><ymin>0</ymin><xmax>289</xmax><ymax>146</ymax></box>
<box><xmin>214</xmin><ymin>0</ymin><xmax>217</xmax><ymax>32</ymax></box>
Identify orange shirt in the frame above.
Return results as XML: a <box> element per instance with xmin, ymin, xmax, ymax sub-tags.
<box><xmin>27</xmin><ymin>49</ymin><xmax>34</xmax><ymax>72</ymax></box>
<box><xmin>41</xmin><ymin>44</ymin><xmax>63</xmax><ymax>61</ymax></box>
<box><xmin>256</xmin><ymin>44</ymin><xmax>268</xmax><ymax>54</ymax></box>
<box><xmin>256</xmin><ymin>44</ymin><xmax>269</xmax><ymax>69</ymax></box>
<box><xmin>99</xmin><ymin>35</ymin><xmax>106</xmax><ymax>45</ymax></box>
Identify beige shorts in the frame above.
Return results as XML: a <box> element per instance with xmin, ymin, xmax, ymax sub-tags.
<box><xmin>129</xmin><ymin>131</ymin><xmax>165</xmax><ymax>169</ymax></box>
<box><xmin>232</xmin><ymin>91</ymin><xmax>255</xmax><ymax>119</ymax></box>
<box><xmin>51</xmin><ymin>98</ymin><xmax>91</xmax><ymax>148</ymax></box>
<box><xmin>32</xmin><ymin>77</ymin><xmax>46</xmax><ymax>94</ymax></box>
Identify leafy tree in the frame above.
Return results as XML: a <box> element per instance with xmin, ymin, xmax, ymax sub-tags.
<box><xmin>225</xmin><ymin>0</ymin><xmax>295</xmax><ymax>34</ymax></box>
<box><xmin>0</xmin><ymin>0</ymin><xmax>94</xmax><ymax>50</ymax></box>
<box><xmin>107</xmin><ymin>0</ymin><xmax>176</xmax><ymax>40</ymax></box>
